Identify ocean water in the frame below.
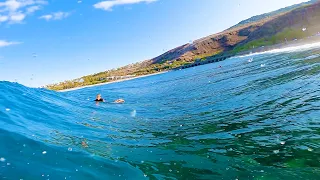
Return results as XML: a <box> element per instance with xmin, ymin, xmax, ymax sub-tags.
<box><xmin>1</xmin><ymin>45</ymin><xmax>320</xmax><ymax>180</ymax></box>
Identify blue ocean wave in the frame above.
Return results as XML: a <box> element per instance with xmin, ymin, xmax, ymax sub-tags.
<box><xmin>1</xmin><ymin>46</ymin><xmax>320</xmax><ymax>179</ymax></box>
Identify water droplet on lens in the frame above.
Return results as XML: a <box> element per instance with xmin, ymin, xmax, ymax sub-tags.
<box><xmin>131</xmin><ymin>110</ymin><xmax>137</xmax><ymax>117</ymax></box>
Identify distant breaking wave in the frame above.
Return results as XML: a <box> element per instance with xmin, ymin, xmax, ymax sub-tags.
<box><xmin>236</xmin><ymin>41</ymin><xmax>320</xmax><ymax>59</ymax></box>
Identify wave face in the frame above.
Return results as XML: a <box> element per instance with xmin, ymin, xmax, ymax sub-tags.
<box><xmin>1</xmin><ymin>46</ymin><xmax>320</xmax><ymax>180</ymax></box>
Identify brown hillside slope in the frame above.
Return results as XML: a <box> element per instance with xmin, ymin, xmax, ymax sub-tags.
<box><xmin>243</xmin><ymin>2</ymin><xmax>320</xmax><ymax>43</ymax></box>
<box><xmin>152</xmin><ymin>1</ymin><xmax>320</xmax><ymax>63</ymax></box>
<box><xmin>151</xmin><ymin>23</ymin><xmax>263</xmax><ymax>63</ymax></box>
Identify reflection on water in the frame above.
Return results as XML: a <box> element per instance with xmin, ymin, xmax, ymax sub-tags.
<box><xmin>0</xmin><ymin>46</ymin><xmax>320</xmax><ymax>180</ymax></box>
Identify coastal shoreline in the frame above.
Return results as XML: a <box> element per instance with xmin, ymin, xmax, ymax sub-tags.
<box><xmin>59</xmin><ymin>38</ymin><xmax>320</xmax><ymax>92</ymax></box>
<box><xmin>57</xmin><ymin>35</ymin><xmax>320</xmax><ymax>92</ymax></box>
<box><xmin>58</xmin><ymin>71</ymin><xmax>168</xmax><ymax>92</ymax></box>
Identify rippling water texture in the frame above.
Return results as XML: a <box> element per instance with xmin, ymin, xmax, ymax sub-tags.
<box><xmin>1</xmin><ymin>45</ymin><xmax>320</xmax><ymax>180</ymax></box>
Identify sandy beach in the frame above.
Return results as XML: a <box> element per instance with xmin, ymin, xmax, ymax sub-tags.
<box><xmin>58</xmin><ymin>71</ymin><xmax>168</xmax><ymax>92</ymax></box>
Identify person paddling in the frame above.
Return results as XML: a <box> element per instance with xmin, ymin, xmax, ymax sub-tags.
<box><xmin>94</xmin><ymin>94</ymin><xmax>125</xmax><ymax>104</ymax></box>
<box><xmin>114</xmin><ymin>99</ymin><xmax>125</xmax><ymax>103</ymax></box>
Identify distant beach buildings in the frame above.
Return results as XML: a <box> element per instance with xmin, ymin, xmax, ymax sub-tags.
<box><xmin>77</xmin><ymin>78</ymin><xmax>84</xmax><ymax>83</ymax></box>
<box><xmin>99</xmin><ymin>75</ymin><xmax>136</xmax><ymax>81</ymax></box>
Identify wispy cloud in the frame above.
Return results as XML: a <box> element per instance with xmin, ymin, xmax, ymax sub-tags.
<box><xmin>10</xmin><ymin>12</ymin><xmax>25</xmax><ymax>22</ymax></box>
<box><xmin>39</xmin><ymin>11</ymin><xmax>70</xmax><ymax>21</ymax></box>
<box><xmin>26</xmin><ymin>5</ymin><xmax>41</xmax><ymax>14</ymax></box>
<box><xmin>0</xmin><ymin>40</ymin><xmax>21</xmax><ymax>47</ymax></box>
<box><xmin>93</xmin><ymin>0</ymin><xmax>157</xmax><ymax>11</ymax></box>
<box><xmin>0</xmin><ymin>0</ymin><xmax>47</xmax><ymax>24</ymax></box>
<box><xmin>0</xmin><ymin>15</ymin><xmax>9</xmax><ymax>22</ymax></box>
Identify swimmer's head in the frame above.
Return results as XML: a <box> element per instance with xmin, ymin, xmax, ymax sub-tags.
<box><xmin>96</xmin><ymin>94</ymin><xmax>101</xmax><ymax>99</ymax></box>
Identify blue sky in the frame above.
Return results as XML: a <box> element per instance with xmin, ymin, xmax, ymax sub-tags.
<box><xmin>0</xmin><ymin>0</ymin><xmax>309</xmax><ymax>87</ymax></box>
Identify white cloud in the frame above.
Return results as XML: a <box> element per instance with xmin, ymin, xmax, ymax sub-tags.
<box><xmin>39</xmin><ymin>11</ymin><xmax>70</xmax><ymax>21</ymax></box>
<box><xmin>93</xmin><ymin>0</ymin><xmax>157</xmax><ymax>11</ymax></box>
<box><xmin>0</xmin><ymin>40</ymin><xmax>21</xmax><ymax>47</ymax></box>
<box><xmin>27</xmin><ymin>5</ymin><xmax>41</xmax><ymax>14</ymax></box>
<box><xmin>0</xmin><ymin>15</ymin><xmax>9</xmax><ymax>22</ymax></box>
<box><xmin>53</xmin><ymin>12</ymin><xmax>70</xmax><ymax>20</ymax></box>
<box><xmin>39</xmin><ymin>14</ymin><xmax>51</xmax><ymax>20</ymax></box>
<box><xmin>10</xmin><ymin>12</ymin><xmax>26</xmax><ymax>22</ymax></box>
<box><xmin>0</xmin><ymin>0</ymin><xmax>20</xmax><ymax>11</ymax></box>
<box><xmin>0</xmin><ymin>0</ymin><xmax>47</xmax><ymax>24</ymax></box>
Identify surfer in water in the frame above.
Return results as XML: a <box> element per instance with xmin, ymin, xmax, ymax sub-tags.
<box><xmin>94</xmin><ymin>94</ymin><xmax>104</xmax><ymax>102</ymax></box>
<box><xmin>94</xmin><ymin>94</ymin><xmax>125</xmax><ymax>104</ymax></box>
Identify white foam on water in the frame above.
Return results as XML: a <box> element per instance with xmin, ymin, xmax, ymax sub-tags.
<box><xmin>237</xmin><ymin>41</ymin><xmax>320</xmax><ymax>59</ymax></box>
<box><xmin>304</xmin><ymin>54</ymin><xmax>320</xmax><ymax>60</ymax></box>
<box><xmin>265</xmin><ymin>42</ymin><xmax>320</xmax><ymax>54</ymax></box>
